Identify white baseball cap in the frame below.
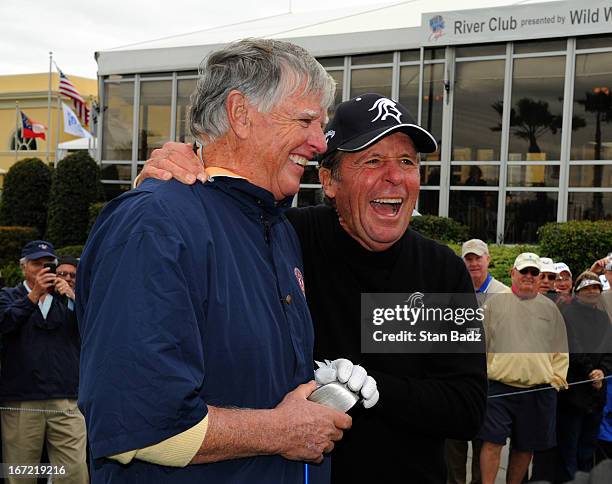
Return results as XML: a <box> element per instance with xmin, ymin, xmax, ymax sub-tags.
<box><xmin>554</xmin><ymin>262</ymin><xmax>572</xmax><ymax>277</ymax></box>
<box><xmin>514</xmin><ymin>253</ymin><xmax>541</xmax><ymax>271</ymax></box>
<box><xmin>540</xmin><ymin>257</ymin><xmax>555</xmax><ymax>274</ymax></box>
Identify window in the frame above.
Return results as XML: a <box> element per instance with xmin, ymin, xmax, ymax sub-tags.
<box><xmin>449</xmin><ymin>190</ymin><xmax>498</xmax><ymax>241</ymax></box>
<box><xmin>571</xmin><ymin>52</ymin><xmax>612</xmax><ymax>161</ymax></box>
<box><xmin>10</xmin><ymin>129</ymin><xmax>37</xmax><ymax>151</ymax></box>
<box><xmin>176</xmin><ymin>78</ymin><xmax>197</xmax><ymax>143</ymax></box>
<box><xmin>452</xmin><ymin>60</ymin><xmax>505</xmax><ymax>161</ymax></box>
<box><xmin>504</xmin><ymin>191</ymin><xmax>558</xmax><ymax>243</ymax></box>
<box><xmin>138</xmin><ymin>80</ymin><xmax>172</xmax><ymax>160</ymax></box>
<box><xmin>508</xmin><ymin>57</ymin><xmax>565</xmax><ymax>161</ymax></box>
<box><xmin>102</xmin><ymin>81</ymin><xmax>134</xmax><ymax>160</ymax></box>
<box><xmin>421</xmin><ymin>63</ymin><xmax>444</xmax><ymax>161</ymax></box>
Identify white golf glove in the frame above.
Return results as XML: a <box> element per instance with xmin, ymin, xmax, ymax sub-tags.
<box><xmin>314</xmin><ymin>358</ymin><xmax>379</xmax><ymax>409</ymax></box>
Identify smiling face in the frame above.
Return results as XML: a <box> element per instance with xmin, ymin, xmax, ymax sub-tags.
<box><xmin>320</xmin><ymin>132</ymin><xmax>420</xmax><ymax>252</ymax></box>
<box><xmin>248</xmin><ymin>90</ymin><xmax>327</xmax><ymax>200</ymax></box>
<box><xmin>576</xmin><ymin>284</ymin><xmax>601</xmax><ymax>306</ymax></box>
<box><xmin>554</xmin><ymin>272</ymin><xmax>572</xmax><ymax>294</ymax></box>
<box><xmin>511</xmin><ymin>266</ymin><xmax>540</xmax><ymax>298</ymax></box>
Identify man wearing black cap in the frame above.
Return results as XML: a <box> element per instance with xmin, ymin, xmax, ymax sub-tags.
<box><xmin>0</xmin><ymin>241</ymin><xmax>88</xmax><ymax>484</ymax></box>
<box><xmin>141</xmin><ymin>92</ymin><xmax>487</xmax><ymax>483</ymax></box>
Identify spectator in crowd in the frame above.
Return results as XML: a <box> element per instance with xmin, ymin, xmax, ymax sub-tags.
<box><xmin>590</xmin><ymin>255</ymin><xmax>612</xmax><ymax>291</ymax></box>
<box><xmin>557</xmin><ymin>271</ymin><xmax>612</xmax><ymax>480</ymax></box>
<box><xmin>55</xmin><ymin>256</ymin><xmax>78</xmax><ymax>302</ymax></box>
<box><xmin>479</xmin><ymin>252</ymin><xmax>569</xmax><ymax>484</ymax></box>
<box><xmin>0</xmin><ymin>240</ymin><xmax>88</xmax><ymax>484</ymax></box>
<box><xmin>539</xmin><ymin>257</ymin><xmax>559</xmax><ymax>300</ymax></box>
<box><xmin>554</xmin><ymin>262</ymin><xmax>574</xmax><ymax>306</ymax></box>
<box><xmin>596</xmin><ymin>383</ymin><xmax>612</xmax><ymax>462</ymax></box>
<box><xmin>77</xmin><ymin>39</ymin><xmax>354</xmax><ymax>484</ymax></box>
<box><xmin>141</xmin><ymin>92</ymin><xmax>488</xmax><ymax>483</ymax></box>
<box><xmin>445</xmin><ymin>239</ymin><xmax>510</xmax><ymax>484</ymax></box>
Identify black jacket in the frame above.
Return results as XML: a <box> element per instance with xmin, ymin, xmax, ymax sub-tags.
<box><xmin>0</xmin><ymin>283</ymin><xmax>80</xmax><ymax>401</ymax></box>
<box><xmin>559</xmin><ymin>299</ymin><xmax>612</xmax><ymax>414</ymax></box>
<box><xmin>287</xmin><ymin>205</ymin><xmax>487</xmax><ymax>484</ymax></box>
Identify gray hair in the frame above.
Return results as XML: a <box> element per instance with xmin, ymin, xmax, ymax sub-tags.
<box><xmin>189</xmin><ymin>38</ymin><xmax>336</xmax><ymax>143</ymax></box>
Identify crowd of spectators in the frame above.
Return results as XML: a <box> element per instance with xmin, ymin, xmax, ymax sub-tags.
<box><xmin>448</xmin><ymin>242</ymin><xmax>612</xmax><ymax>484</ymax></box>
<box><xmin>0</xmin><ymin>237</ymin><xmax>608</xmax><ymax>484</ymax></box>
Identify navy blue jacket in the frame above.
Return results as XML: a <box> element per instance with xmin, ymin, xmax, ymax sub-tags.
<box><xmin>77</xmin><ymin>178</ymin><xmax>316</xmax><ymax>483</ymax></box>
<box><xmin>0</xmin><ymin>283</ymin><xmax>80</xmax><ymax>401</ymax></box>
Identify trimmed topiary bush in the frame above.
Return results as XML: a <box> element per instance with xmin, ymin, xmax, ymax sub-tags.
<box><xmin>88</xmin><ymin>202</ymin><xmax>107</xmax><ymax>233</ymax></box>
<box><xmin>46</xmin><ymin>152</ymin><xmax>103</xmax><ymax>247</ymax></box>
<box><xmin>0</xmin><ymin>226</ymin><xmax>40</xmax><ymax>267</ymax></box>
<box><xmin>538</xmin><ymin>220</ymin><xmax>612</xmax><ymax>275</ymax></box>
<box><xmin>0</xmin><ymin>157</ymin><xmax>52</xmax><ymax>236</ymax></box>
<box><xmin>410</xmin><ymin>215</ymin><xmax>469</xmax><ymax>243</ymax></box>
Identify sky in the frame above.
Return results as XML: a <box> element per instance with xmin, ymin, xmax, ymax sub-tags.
<box><xmin>0</xmin><ymin>0</ymin><xmax>400</xmax><ymax>79</ymax></box>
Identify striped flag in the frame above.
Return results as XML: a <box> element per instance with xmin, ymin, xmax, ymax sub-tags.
<box><xmin>20</xmin><ymin>111</ymin><xmax>46</xmax><ymax>140</ymax></box>
<box><xmin>57</xmin><ymin>66</ymin><xmax>90</xmax><ymax>127</ymax></box>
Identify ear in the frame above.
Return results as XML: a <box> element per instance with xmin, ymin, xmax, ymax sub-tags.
<box><xmin>319</xmin><ymin>167</ymin><xmax>337</xmax><ymax>199</ymax></box>
<box><xmin>226</xmin><ymin>90</ymin><xmax>250</xmax><ymax>140</ymax></box>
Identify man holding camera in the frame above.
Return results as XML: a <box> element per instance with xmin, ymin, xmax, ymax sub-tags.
<box><xmin>0</xmin><ymin>240</ymin><xmax>88</xmax><ymax>484</ymax></box>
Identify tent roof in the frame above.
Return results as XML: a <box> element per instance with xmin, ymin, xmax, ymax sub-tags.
<box><xmin>96</xmin><ymin>0</ymin><xmax>550</xmax><ymax>75</ymax></box>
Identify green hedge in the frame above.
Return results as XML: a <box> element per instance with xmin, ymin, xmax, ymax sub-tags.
<box><xmin>447</xmin><ymin>243</ymin><xmax>540</xmax><ymax>287</ymax></box>
<box><xmin>538</xmin><ymin>220</ymin><xmax>612</xmax><ymax>275</ymax></box>
<box><xmin>56</xmin><ymin>245</ymin><xmax>84</xmax><ymax>259</ymax></box>
<box><xmin>0</xmin><ymin>157</ymin><xmax>52</xmax><ymax>236</ymax></box>
<box><xmin>0</xmin><ymin>226</ymin><xmax>40</xmax><ymax>267</ymax></box>
<box><xmin>0</xmin><ymin>263</ymin><xmax>22</xmax><ymax>288</ymax></box>
<box><xmin>46</xmin><ymin>152</ymin><xmax>103</xmax><ymax>247</ymax></box>
<box><xmin>410</xmin><ymin>215</ymin><xmax>469</xmax><ymax>243</ymax></box>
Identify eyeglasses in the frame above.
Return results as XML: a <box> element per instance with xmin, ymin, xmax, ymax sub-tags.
<box><xmin>542</xmin><ymin>274</ymin><xmax>557</xmax><ymax>281</ymax></box>
<box><xmin>557</xmin><ymin>277</ymin><xmax>572</xmax><ymax>282</ymax></box>
<box><xmin>519</xmin><ymin>267</ymin><xmax>540</xmax><ymax>277</ymax></box>
<box><xmin>57</xmin><ymin>271</ymin><xmax>76</xmax><ymax>279</ymax></box>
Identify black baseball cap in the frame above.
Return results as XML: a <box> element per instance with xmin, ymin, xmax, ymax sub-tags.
<box><xmin>321</xmin><ymin>93</ymin><xmax>437</xmax><ymax>161</ymax></box>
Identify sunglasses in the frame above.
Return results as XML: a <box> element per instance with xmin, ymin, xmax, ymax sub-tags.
<box><xmin>57</xmin><ymin>271</ymin><xmax>76</xmax><ymax>279</ymax></box>
<box><xmin>542</xmin><ymin>274</ymin><xmax>557</xmax><ymax>281</ymax></box>
<box><xmin>519</xmin><ymin>267</ymin><xmax>540</xmax><ymax>277</ymax></box>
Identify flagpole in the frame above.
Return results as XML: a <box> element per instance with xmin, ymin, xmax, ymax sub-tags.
<box><xmin>47</xmin><ymin>51</ymin><xmax>52</xmax><ymax>163</ymax></box>
<box><xmin>55</xmin><ymin>97</ymin><xmax>61</xmax><ymax>167</ymax></box>
<box><xmin>14</xmin><ymin>101</ymin><xmax>19</xmax><ymax>162</ymax></box>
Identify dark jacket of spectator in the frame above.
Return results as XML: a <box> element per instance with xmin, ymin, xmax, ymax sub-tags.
<box><xmin>560</xmin><ymin>299</ymin><xmax>612</xmax><ymax>414</ymax></box>
<box><xmin>0</xmin><ymin>283</ymin><xmax>80</xmax><ymax>400</ymax></box>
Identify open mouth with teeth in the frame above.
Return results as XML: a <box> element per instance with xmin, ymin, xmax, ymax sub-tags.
<box><xmin>289</xmin><ymin>154</ymin><xmax>309</xmax><ymax>167</ymax></box>
<box><xmin>370</xmin><ymin>198</ymin><xmax>403</xmax><ymax>216</ymax></box>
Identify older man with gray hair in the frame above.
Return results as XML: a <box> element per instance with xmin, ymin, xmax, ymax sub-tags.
<box><xmin>77</xmin><ymin>38</ymin><xmax>355</xmax><ymax>483</ymax></box>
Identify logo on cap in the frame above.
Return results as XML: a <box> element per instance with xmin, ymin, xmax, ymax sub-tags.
<box><xmin>39</xmin><ymin>244</ymin><xmax>48</xmax><ymax>250</ymax></box>
<box><xmin>368</xmin><ymin>98</ymin><xmax>402</xmax><ymax>124</ymax></box>
<box><xmin>325</xmin><ymin>130</ymin><xmax>335</xmax><ymax>142</ymax></box>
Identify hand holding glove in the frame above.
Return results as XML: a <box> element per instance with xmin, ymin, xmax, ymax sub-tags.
<box><xmin>315</xmin><ymin>359</ymin><xmax>379</xmax><ymax>409</ymax></box>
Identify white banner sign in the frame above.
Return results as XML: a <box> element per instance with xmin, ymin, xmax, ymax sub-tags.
<box><xmin>422</xmin><ymin>0</ymin><xmax>612</xmax><ymax>46</ymax></box>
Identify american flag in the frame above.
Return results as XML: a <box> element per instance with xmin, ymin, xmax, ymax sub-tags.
<box><xmin>57</xmin><ymin>67</ymin><xmax>90</xmax><ymax>128</ymax></box>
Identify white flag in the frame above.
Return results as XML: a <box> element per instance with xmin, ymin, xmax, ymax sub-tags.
<box><xmin>62</xmin><ymin>102</ymin><xmax>92</xmax><ymax>139</ymax></box>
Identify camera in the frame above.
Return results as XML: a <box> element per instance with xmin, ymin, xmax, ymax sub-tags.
<box><xmin>44</xmin><ymin>262</ymin><xmax>57</xmax><ymax>274</ymax></box>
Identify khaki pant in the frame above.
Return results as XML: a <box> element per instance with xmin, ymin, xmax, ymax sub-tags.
<box><xmin>1</xmin><ymin>399</ymin><xmax>89</xmax><ymax>484</ymax></box>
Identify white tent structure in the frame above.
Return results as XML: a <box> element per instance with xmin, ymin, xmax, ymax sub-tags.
<box><xmin>56</xmin><ymin>137</ymin><xmax>97</xmax><ymax>162</ymax></box>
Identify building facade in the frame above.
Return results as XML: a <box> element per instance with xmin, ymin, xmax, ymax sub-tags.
<box><xmin>95</xmin><ymin>0</ymin><xmax>612</xmax><ymax>242</ymax></box>
<box><xmin>0</xmin><ymin>73</ymin><xmax>97</xmax><ymax>184</ymax></box>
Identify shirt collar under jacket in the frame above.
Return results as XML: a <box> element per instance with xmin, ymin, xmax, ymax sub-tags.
<box><xmin>203</xmin><ymin>169</ymin><xmax>293</xmax><ymax>219</ymax></box>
